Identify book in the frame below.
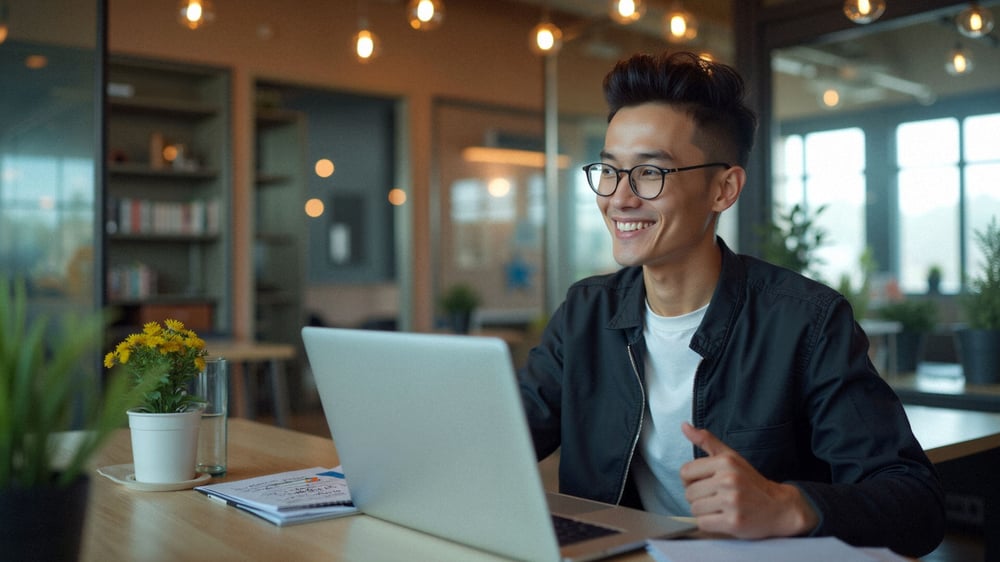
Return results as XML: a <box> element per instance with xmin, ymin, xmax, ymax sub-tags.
<box><xmin>195</xmin><ymin>466</ymin><xmax>359</xmax><ymax>526</ymax></box>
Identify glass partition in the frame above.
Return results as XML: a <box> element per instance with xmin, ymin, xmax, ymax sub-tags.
<box><xmin>0</xmin><ymin>1</ymin><xmax>103</xmax><ymax>316</ymax></box>
<box><xmin>432</xmin><ymin>100</ymin><xmax>547</xmax><ymax>329</ymax></box>
<box><xmin>771</xmin><ymin>3</ymin><xmax>1000</xmax><ymax>296</ymax></box>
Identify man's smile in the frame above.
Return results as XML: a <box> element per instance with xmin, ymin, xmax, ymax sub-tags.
<box><xmin>615</xmin><ymin>220</ymin><xmax>654</xmax><ymax>233</ymax></box>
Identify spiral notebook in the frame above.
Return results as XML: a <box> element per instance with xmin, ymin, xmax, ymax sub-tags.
<box><xmin>195</xmin><ymin>466</ymin><xmax>359</xmax><ymax>526</ymax></box>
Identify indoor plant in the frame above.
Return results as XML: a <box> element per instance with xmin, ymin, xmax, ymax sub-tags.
<box><xmin>876</xmin><ymin>298</ymin><xmax>938</xmax><ymax>374</ymax></box>
<box><xmin>104</xmin><ymin>319</ymin><xmax>209</xmax><ymax>483</ymax></box>
<box><xmin>956</xmin><ymin>217</ymin><xmax>1000</xmax><ymax>384</ymax></box>
<box><xmin>0</xmin><ymin>277</ymin><xmax>149</xmax><ymax>559</ymax></box>
<box><xmin>439</xmin><ymin>283</ymin><xmax>481</xmax><ymax>334</ymax></box>
<box><xmin>759</xmin><ymin>203</ymin><xmax>829</xmax><ymax>280</ymax></box>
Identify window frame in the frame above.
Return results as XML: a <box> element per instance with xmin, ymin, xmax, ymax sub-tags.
<box><xmin>776</xmin><ymin>89</ymin><xmax>1000</xmax><ymax>295</ymax></box>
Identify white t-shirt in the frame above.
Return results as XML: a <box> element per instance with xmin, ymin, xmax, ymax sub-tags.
<box><xmin>631</xmin><ymin>301</ymin><xmax>706</xmax><ymax>516</ymax></box>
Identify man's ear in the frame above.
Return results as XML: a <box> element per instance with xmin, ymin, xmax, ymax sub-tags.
<box><xmin>712</xmin><ymin>166</ymin><xmax>746</xmax><ymax>213</ymax></box>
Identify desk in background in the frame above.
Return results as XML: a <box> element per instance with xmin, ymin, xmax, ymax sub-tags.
<box><xmin>892</xmin><ymin>365</ymin><xmax>1000</xmax><ymax>413</ymax></box>
<box><xmin>205</xmin><ymin>340</ymin><xmax>296</xmax><ymax>427</ymax></box>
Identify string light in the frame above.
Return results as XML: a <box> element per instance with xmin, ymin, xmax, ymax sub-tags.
<box><xmin>0</xmin><ymin>1</ymin><xmax>9</xmax><ymax>46</ymax></box>
<box><xmin>821</xmin><ymin>88</ymin><xmax>842</xmax><ymax>109</ymax></box>
<box><xmin>530</xmin><ymin>20</ymin><xmax>563</xmax><ymax>55</ymax></box>
<box><xmin>956</xmin><ymin>3</ymin><xmax>995</xmax><ymax>38</ymax></box>
<box><xmin>945</xmin><ymin>44</ymin><xmax>974</xmax><ymax>75</ymax></box>
<box><xmin>178</xmin><ymin>0</ymin><xmax>214</xmax><ymax>30</ymax></box>
<box><xmin>608</xmin><ymin>0</ymin><xmax>645</xmax><ymax>25</ymax></box>
<box><xmin>663</xmin><ymin>3</ymin><xmax>697</xmax><ymax>44</ymax></box>
<box><xmin>407</xmin><ymin>0</ymin><xmax>444</xmax><ymax>31</ymax></box>
<box><xmin>843</xmin><ymin>0</ymin><xmax>886</xmax><ymax>25</ymax></box>
<box><xmin>354</xmin><ymin>25</ymin><xmax>379</xmax><ymax>63</ymax></box>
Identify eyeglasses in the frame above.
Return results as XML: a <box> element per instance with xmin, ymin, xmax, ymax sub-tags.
<box><xmin>581</xmin><ymin>162</ymin><xmax>731</xmax><ymax>200</ymax></box>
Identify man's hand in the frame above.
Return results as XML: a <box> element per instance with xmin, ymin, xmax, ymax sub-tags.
<box><xmin>679</xmin><ymin>422</ymin><xmax>819</xmax><ymax>539</ymax></box>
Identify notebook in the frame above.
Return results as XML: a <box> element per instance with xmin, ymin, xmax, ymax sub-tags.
<box><xmin>301</xmin><ymin>326</ymin><xmax>695</xmax><ymax>562</ymax></box>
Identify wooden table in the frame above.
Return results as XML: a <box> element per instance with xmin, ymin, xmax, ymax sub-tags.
<box><xmin>82</xmin><ymin>419</ymin><xmax>650</xmax><ymax>561</ymax></box>
<box><xmin>82</xmin><ymin>407</ymin><xmax>1000</xmax><ymax>560</ymax></box>
<box><xmin>205</xmin><ymin>340</ymin><xmax>296</xmax><ymax>427</ymax></box>
<box><xmin>904</xmin><ymin>404</ymin><xmax>1000</xmax><ymax>464</ymax></box>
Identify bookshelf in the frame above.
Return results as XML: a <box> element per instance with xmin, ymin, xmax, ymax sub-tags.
<box><xmin>253</xmin><ymin>85</ymin><xmax>306</xmax><ymax>343</ymax></box>
<box><xmin>106</xmin><ymin>56</ymin><xmax>231</xmax><ymax>335</ymax></box>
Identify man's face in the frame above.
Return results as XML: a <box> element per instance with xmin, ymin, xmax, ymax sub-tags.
<box><xmin>597</xmin><ymin>102</ymin><xmax>730</xmax><ymax>269</ymax></box>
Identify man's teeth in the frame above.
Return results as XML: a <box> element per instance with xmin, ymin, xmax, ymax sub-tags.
<box><xmin>617</xmin><ymin>221</ymin><xmax>652</xmax><ymax>232</ymax></box>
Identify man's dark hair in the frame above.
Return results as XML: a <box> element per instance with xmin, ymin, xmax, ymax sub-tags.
<box><xmin>603</xmin><ymin>51</ymin><xmax>758</xmax><ymax>167</ymax></box>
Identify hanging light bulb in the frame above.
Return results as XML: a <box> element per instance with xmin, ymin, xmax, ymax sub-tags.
<box><xmin>407</xmin><ymin>0</ymin><xmax>444</xmax><ymax>31</ymax></box>
<box><xmin>354</xmin><ymin>22</ymin><xmax>380</xmax><ymax>63</ymax></box>
<box><xmin>820</xmin><ymin>88</ymin><xmax>842</xmax><ymax>109</ymax></box>
<box><xmin>178</xmin><ymin>0</ymin><xmax>214</xmax><ymax>30</ymax></box>
<box><xmin>946</xmin><ymin>44</ymin><xmax>974</xmax><ymax>75</ymax></box>
<box><xmin>0</xmin><ymin>0</ymin><xmax>9</xmax><ymax>46</ymax></box>
<box><xmin>956</xmin><ymin>3</ymin><xmax>995</xmax><ymax>38</ymax></box>
<box><xmin>608</xmin><ymin>0</ymin><xmax>645</xmax><ymax>25</ymax></box>
<box><xmin>530</xmin><ymin>20</ymin><xmax>563</xmax><ymax>55</ymax></box>
<box><xmin>663</xmin><ymin>3</ymin><xmax>698</xmax><ymax>44</ymax></box>
<box><xmin>843</xmin><ymin>0</ymin><xmax>886</xmax><ymax>25</ymax></box>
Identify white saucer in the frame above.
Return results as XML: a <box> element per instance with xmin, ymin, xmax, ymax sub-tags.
<box><xmin>97</xmin><ymin>464</ymin><xmax>211</xmax><ymax>492</ymax></box>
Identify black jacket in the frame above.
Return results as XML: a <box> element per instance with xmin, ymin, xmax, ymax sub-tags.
<box><xmin>518</xmin><ymin>238</ymin><xmax>945</xmax><ymax>557</ymax></box>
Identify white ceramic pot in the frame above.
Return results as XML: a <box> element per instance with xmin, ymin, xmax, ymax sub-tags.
<box><xmin>127</xmin><ymin>408</ymin><xmax>202</xmax><ymax>484</ymax></box>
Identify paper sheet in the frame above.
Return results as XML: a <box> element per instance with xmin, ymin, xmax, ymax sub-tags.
<box><xmin>646</xmin><ymin>536</ymin><xmax>909</xmax><ymax>562</ymax></box>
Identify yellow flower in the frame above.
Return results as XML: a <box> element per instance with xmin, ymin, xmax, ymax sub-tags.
<box><xmin>105</xmin><ymin>318</ymin><xmax>210</xmax><ymax>414</ymax></box>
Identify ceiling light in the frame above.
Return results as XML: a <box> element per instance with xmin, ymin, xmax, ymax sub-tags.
<box><xmin>956</xmin><ymin>3</ymin><xmax>995</xmax><ymax>38</ymax></box>
<box><xmin>945</xmin><ymin>44</ymin><xmax>974</xmax><ymax>75</ymax></box>
<box><xmin>530</xmin><ymin>20</ymin><xmax>563</xmax><ymax>56</ymax></box>
<box><xmin>663</xmin><ymin>3</ymin><xmax>697</xmax><ymax>44</ymax></box>
<box><xmin>354</xmin><ymin>20</ymin><xmax>379</xmax><ymax>63</ymax></box>
<box><xmin>178</xmin><ymin>0</ymin><xmax>214</xmax><ymax>30</ymax></box>
<box><xmin>0</xmin><ymin>1</ymin><xmax>9</xmax><ymax>45</ymax></box>
<box><xmin>407</xmin><ymin>0</ymin><xmax>444</xmax><ymax>31</ymax></box>
<box><xmin>608</xmin><ymin>0</ymin><xmax>645</xmax><ymax>25</ymax></box>
<box><xmin>462</xmin><ymin>146</ymin><xmax>570</xmax><ymax>168</ymax></box>
<box><xmin>820</xmin><ymin>88</ymin><xmax>842</xmax><ymax>109</ymax></box>
<box><xmin>843</xmin><ymin>0</ymin><xmax>886</xmax><ymax>25</ymax></box>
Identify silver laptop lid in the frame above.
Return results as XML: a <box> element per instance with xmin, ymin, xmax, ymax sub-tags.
<box><xmin>302</xmin><ymin>327</ymin><xmax>562</xmax><ymax>562</ymax></box>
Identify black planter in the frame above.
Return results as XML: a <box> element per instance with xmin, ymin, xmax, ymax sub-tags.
<box><xmin>895</xmin><ymin>331</ymin><xmax>927</xmax><ymax>374</ymax></box>
<box><xmin>0</xmin><ymin>475</ymin><xmax>90</xmax><ymax>560</ymax></box>
<box><xmin>955</xmin><ymin>329</ymin><xmax>1000</xmax><ymax>385</ymax></box>
<box><xmin>448</xmin><ymin>310</ymin><xmax>472</xmax><ymax>334</ymax></box>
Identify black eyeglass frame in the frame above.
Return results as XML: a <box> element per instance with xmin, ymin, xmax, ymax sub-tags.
<box><xmin>581</xmin><ymin>162</ymin><xmax>732</xmax><ymax>200</ymax></box>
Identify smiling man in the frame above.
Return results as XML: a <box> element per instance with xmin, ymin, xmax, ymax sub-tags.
<box><xmin>517</xmin><ymin>51</ymin><xmax>944</xmax><ymax>558</ymax></box>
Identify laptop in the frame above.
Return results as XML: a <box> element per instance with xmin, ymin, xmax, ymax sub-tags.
<box><xmin>301</xmin><ymin>326</ymin><xmax>695</xmax><ymax>562</ymax></box>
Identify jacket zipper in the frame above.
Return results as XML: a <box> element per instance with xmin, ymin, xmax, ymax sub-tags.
<box><xmin>618</xmin><ymin>342</ymin><xmax>646</xmax><ymax>505</ymax></box>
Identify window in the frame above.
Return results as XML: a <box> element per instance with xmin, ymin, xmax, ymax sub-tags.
<box><xmin>896</xmin><ymin>113</ymin><xmax>1000</xmax><ymax>293</ymax></box>
<box><xmin>777</xmin><ymin>103</ymin><xmax>1000</xmax><ymax>298</ymax></box>
<box><xmin>963</xmin><ymin>114</ymin><xmax>1000</xmax><ymax>286</ymax></box>
<box><xmin>774</xmin><ymin>128</ymin><xmax>867</xmax><ymax>286</ymax></box>
<box><xmin>896</xmin><ymin>118</ymin><xmax>960</xmax><ymax>294</ymax></box>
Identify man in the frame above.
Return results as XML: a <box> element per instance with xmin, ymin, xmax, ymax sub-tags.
<box><xmin>517</xmin><ymin>51</ymin><xmax>944</xmax><ymax>558</ymax></box>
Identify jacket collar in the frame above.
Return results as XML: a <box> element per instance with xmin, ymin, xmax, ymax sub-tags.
<box><xmin>606</xmin><ymin>236</ymin><xmax>745</xmax><ymax>358</ymax></box>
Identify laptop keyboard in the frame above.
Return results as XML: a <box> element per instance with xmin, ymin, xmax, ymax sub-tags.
<box><xmin>552</xmin><ymin>514</ymin><xmax>621</xmax><ymax>546</ymax></box>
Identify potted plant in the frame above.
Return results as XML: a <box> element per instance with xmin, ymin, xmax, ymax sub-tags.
<box><xmin>956</xmin><ymin>217</ymin><xmax>1000</xmax><ymax>384</ymax></box>
<box><xmin>876</xmin><ymin>299</ymin><xmax>938</xmax><ymax>373</ymax></box>
<box><xmin>926</xmin><ymin>264</ymin><xmax>943</xmax><ymax>295</ymax></box>
<box><xmin>758</xmin><ymin>203</ymin><xmax>829</xmax><ymax>280</ymax></box>
<box><xmin>438</xmin><ymin>283</ymin><xmax>481</xmax><ymax>334</ymax></box>
<box><xmin>0</xmin><ymin>278</ymin><xmax>151</xmax><ymax>560</ymax></box>
<box><xmin>104</xmin><ymin>319</ymin><xmax>209</xmax><ymax>483</ymax></box>
<box><xmin>837</xmin><ymin>247</ymin><xmax>876</xmax><ymax>321</ymax></box>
